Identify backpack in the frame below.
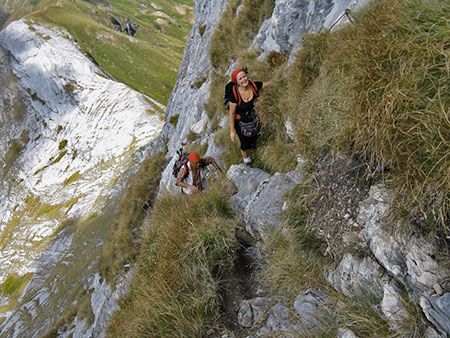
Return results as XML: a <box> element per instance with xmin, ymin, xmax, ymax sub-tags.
<box><xmin>172</xmin><ymin>149</ymin><xmax>190</xmax><ymax>179</ymax></box>
<box><xmin>224</xmin><ymin>80</ymin><xmax>259</xmax><ymax>110</ymax></box>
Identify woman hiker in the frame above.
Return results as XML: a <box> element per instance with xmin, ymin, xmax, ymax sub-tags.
<box><xmin>228</xmin><ymin>68</ymin><xmax>270</xmax><ymax>165</ymax></box>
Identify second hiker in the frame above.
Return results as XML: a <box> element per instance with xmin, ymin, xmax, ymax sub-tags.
<box><xmin>175</xmin><ymin>152</ymin><xmax>222</xmax><ymax>194</ymax></box>
<box><xmin>228</xmin><ymin>68</ymin><xmax>270</xmax><ymax>165</ymax></box>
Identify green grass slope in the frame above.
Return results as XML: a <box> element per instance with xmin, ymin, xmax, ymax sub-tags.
<box><xmin>8</xmin><ymin>0</ymin><xmax>193</xmax><ymax>104</ymax></box>
<box><xmin>0</xmin><ymin>0</ymin><xmax>56</xmax><ymax>27</ymax></box>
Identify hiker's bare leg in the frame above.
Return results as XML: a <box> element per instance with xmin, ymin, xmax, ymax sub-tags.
<box><xmin>242</xmin><ymin>150</ymin><xmax>252</xmax><ymax>164</ymax></box>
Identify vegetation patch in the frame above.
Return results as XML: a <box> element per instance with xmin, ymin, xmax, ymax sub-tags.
<box><xmin>99</xmin><ymin>152</ymin><xmax>167</xmax><ymax>281</ymax></box>
<box><xmin>191</xmin><ymin>75</ymin><xmax>208</xmax><ymax>88</ymax></box>
<box><xmin>63</xmin><ymin>171</ymin><xmax>81</xmax><ymax>186</ymax></box>
<box><xmin>58</xmin><ymin>139</ymin><xmax>68</xmax><ymax>150</ymax></box>
<box><xmin>0</xmin><ymin>273</ymin><xmax>33</xmax><ymax>313</ymax></box>
<box><xmin>107</xmin><ymin>179</ymin><xmax>239</xmax><ymax>337</ymax></box>
<box><xmin>27</xmin><ymin>0</ymin><xmax>194</xmax><ymax>104</ymax></box>
<box><xmin>325</xmin><ymin>0</ymin><xmax>450</xmax><ymax>232</ymax></box>
<box><xmin>1</xmin><ymin>273</ymin><xmax>32</xmax><ymax>297</ymax></box>
<box><xmin>199</xmin><ymin>24</ymin><xmax>206</xmax><ymax>37</ymax></box>
<box><xmin>3</xmin><ymin>133</ymin><xmax>29</xmax><ymax>175</ymax></box>
<box><xmin>169</xmin><ymin>113</ymin><xmax>179</xmax><ymax>126</ymax></box>
<box><xmin>50</xmin><ymin>149</ymin><xmax>68</xmax><ymax>164</ymax></box>
<box><xmin>184</xmin><ymin>141</ymin><xmax>208</xmax><ymax>158</ymax></box>
<box><xmin>214</xmin><ymin>127</ymin><xmax>242</xmax><ymax>169</ymax></box>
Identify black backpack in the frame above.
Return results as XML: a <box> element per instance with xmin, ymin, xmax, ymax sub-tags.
<box><xmin>172</xmin><ymin>148</ymin><xmax>190</xmax><ymax>179</ymax></box>
<box><xmin>224</xmin><ymin>80</ymin><xmax>259</xmax><ymax>110</ymax></box>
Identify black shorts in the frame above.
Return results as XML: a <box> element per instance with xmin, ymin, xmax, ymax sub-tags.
<box><xmin>235</xmin><ymin>122</ymin><xmax>258</xmax><ymax>151</ymax></box>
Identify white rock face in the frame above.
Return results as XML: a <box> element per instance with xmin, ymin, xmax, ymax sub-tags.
<box><xmin>358</xmin><ymin>185</ymin><xmax>447</xmax><ymax>301</ymax></box>
<box><xmin>0</xmin><ymin>18</ymin><xmax>164</xmax><ymax>336</ymax></box>
<box><xmin>156</xmin><ymin>0</ymin><xmax>228</xmax><ymax>195</ymax></box>
<box><xmin>252</xmin><ymin>0</ymin><xmax>371</xmax><ymax>60</ymax></box>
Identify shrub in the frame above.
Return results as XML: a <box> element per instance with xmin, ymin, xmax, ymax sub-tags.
<box><xmin>191</xmin><ymin>75</ymin><xmax>208</xmax><ymax>88</ymax></box>
<box><xmin>58</xmin><ymin>139</ymin><xmax>68</xmax><ymax>150</ymax></box>
<box><xmin>169</xmin><ymin>113</ymin><xmax>179</xmax><ymax>126</ymax></box>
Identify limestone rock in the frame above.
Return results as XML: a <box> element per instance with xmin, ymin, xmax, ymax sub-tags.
<box><xmin>237</xmin><ymin>300</ymin><xmax>253</xmax><ymax>328</ymax></box>
<box><xmin>252</xmin><ymin>0</ymin><xmax>371</xmax><ymax>60</ymax></box>
<box><xmin>338</xmin><ymin>328</ymin><xmax>359</xmax><ymax>338</ymax></box>
<box><xmin>237</xmin><ymin>297</ymin><xmax>272</xmax><ymax>328</ymax></box>
<box><xmin>266</xmin><ymin>302</ymin><xmax>291</xmax><ymax>332</ymax></box>
<box><xmin>227</xmin><ymin>164</ymin><xmax>299</xmax><ymax>241</ymax></box>
<box><xmin>327</xmin><ymin>252</ymin><xmax>386</xmax><ymax>300</ymax></box>
<box><xmin>381</xmin><ymin>282</ymin><xmax>409</xmax><ymax>329</ymax></box>
<box><xmin>358</xmin><ymin>185</ymin><xmax>448</xmax><ymax>303</ymax></box>
<box><xmin>420</xmin><ymin>293</ymin><xmax>450</xmax><ymax>337</ymax></box>
<box><xmin>227</xmin><ymin>164</ymin><xmax>271</xmax><ymax>211</ymax></box>
<box><xmin>293</xmin><ymin>290</ymin><xmax>328</xmax><ymax>330</ymax></box>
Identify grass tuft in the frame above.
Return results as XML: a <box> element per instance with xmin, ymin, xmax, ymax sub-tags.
<box><xmin>99</xmin><ymin>152</ymin><xmax>167</xmax><ymax>281</ymax></box>
<box><xmin>107</xmin><ymin>179</ymin><xmax>239</xmax><ymax>337</ymax></box>
<box><xmin>326</xmin><ymin>0</ymin><xmax>450</xmax><ymax>232</ymax></box>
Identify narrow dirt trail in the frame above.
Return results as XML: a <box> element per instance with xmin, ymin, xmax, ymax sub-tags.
<box><xmin>210</xmin><ymin>228</ymin><xmax>263</xmax><ymax>337</ymax></box>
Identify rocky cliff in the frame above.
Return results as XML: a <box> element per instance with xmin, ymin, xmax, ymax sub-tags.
<box><xmin>0</xmin><ymin>18</ymin><xmax>163</xmax><ymax>337</ymax></box>
<box><xmin>0</xmin><ymin>0</ymin><xmax>448</xmax><ymax>337</ymax></box>
<box><xmin>156</xmin><ymin>0</ymin><xmax>449</xmax><ymax>337</ymax></box>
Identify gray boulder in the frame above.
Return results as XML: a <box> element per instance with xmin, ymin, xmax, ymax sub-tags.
<box><xmin>420</xmin><ymin>293</ymin><xmax>450</xmax><ymax>337</ymax></box>
<box><xmin>227</xmin><ymin>164</ymin><xmax>300</xmax><ymax>241</ymax></box>
<box><xmin>293</xmin><ymin>290</ymin><xmax>328</xmax><ymax>330</ymax></box>
<box><xmin>252</xmin><ymin>0</ymin><xmax>371</xmax><ymax>60</ymax></box>
<box><xmin>327</xmin><ymin>252</ymin><xmax>386</xmax><ymax>300</ymax></box>
<box><xmin>237</xmin><ymin>297</ymin><xmax>272</xmax><ymax>328</ymax></box>
<box><xmin>266</xmin><ymin>302</ymin><xmax>292</xmax><ymax>332</ymax></box>
<box><xmin>338</xmin><ymin>328</ymin><xmax>359</xmax><ymax>338</ymax></box>
<box><xmin>227</xmin><ymin>165</ymin><xmax>271</xmax><ymax>208</ymax></box>
<box><xmin>357</xmin><ymin>185</ymin><xmax>449</xmax><ymax>335</ymax></box>
<box><xmin>358</xmin><ymin>185</ymin><xmax>448</xmax><ymax>301</ymax></box>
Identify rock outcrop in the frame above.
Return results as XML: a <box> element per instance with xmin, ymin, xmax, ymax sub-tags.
<box><xmin>154</xmin><ymin>0</ymin><xmax>449</xmax><ymax>336</ymax></box>
<box><xmin>1</xmin><ymin>0</ymin><xmax>448</xmax><ymax>337</ymax></box>
<box><xmin>156</xmin><ymin>0</ymin><xmax>229</xmax><ymax>195</ymax></box>
<box><xmin>0</xmin><ymin>18</ymin><xmax>163</xmax><ymax>338</ymax></box>
<box><xmin>253</xmin><ymin>0</ymin><xmax>370</xmax><ymax>60</ymax></box>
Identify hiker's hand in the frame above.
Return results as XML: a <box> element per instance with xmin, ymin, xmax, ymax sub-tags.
<box><xmin>217</xmin><ymin>168</ymin><xmax>223</xmax><ymax>175</ymax></box>
<box><xmin>230</xmin><ymin>129</ymin><xmax>236</xmax><ymax>142</ymax></box>
<box><xmin>189</xmin><ymin>185</ymin><xmax>199</xmax><ymax>193</ymax></box>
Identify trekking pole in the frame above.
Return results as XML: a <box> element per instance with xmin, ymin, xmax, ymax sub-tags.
<box><xmin>328</xmin><ymin>11</ymin><xmax>347</xmax><ymax>31</ymax></box>
<box><xmin>189</xmin><ymin>134</ymin><xmax>210</xmax><ymax>145</ymax></box>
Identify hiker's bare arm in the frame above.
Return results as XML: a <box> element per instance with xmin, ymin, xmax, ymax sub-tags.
<box><xmin>262</xmin><ymin>81</ymin><xmax>271</xmax><ymax>89</ymax></box>
<box><xmin>211</xmin><ymin>159</ymin><xmax>223</xmax><ymax>174</ymax></box>
<box><xmin>229</xmin><ymin>102</ymin><xmax>237</xmax><ymax>142</ymax></box>
<box><xmin>201</xmin><ymin>157</ymin><xmax>223</xmax><ymax>174</ymax></box>
<box><xmin>175</xmin><ymin>181</ymin><xmax>199</xmax><ymax>192</ymax></box>
<box><xmin>175</xmin><ymin>167</ymin><xmax>198</xmax><ymax>192</ymax></box>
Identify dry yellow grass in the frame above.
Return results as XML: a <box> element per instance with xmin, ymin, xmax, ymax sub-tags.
<box><xmin>107</xmin><ymin>179</ymin><xmax>239</xmax><ymax>337</ymax></box>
